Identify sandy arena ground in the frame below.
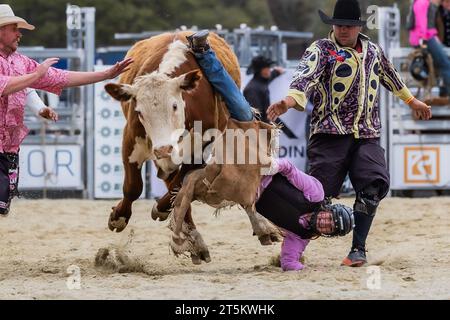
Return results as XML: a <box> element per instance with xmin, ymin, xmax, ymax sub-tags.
<box><xmin>0</xmin><ymin>197</ymin><xmax>449</xmax><ymax>300</ymax></box>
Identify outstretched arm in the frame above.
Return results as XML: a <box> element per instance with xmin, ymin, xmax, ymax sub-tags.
<box><xmin>267</xmin><ymin>41</ymin><xmax>325</xmax><ymax>121</ymax></box>
<box><xmin>66</xmin><ymin>58</ymin><xmax>133</xmax><ymax>87</ymax></box>
<box><xmin>1</xmin><ymin>58</ymin><xmax>59</xmax><ymax>96</ymax></box>
<box><xmin>10</xmin><ymin>56</ymin><xmax>133</xmax><ymax>97</ymax></box>
<box><xmin>377</xmin><ymin>45</ymin><xmax>431</xmax><ymax>120</ymax></box>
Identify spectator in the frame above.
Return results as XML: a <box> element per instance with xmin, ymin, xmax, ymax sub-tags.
<box><xmin>243</xmin><ymin>56</ymin><xmax>285</xmax><ymax>123</ymax></box>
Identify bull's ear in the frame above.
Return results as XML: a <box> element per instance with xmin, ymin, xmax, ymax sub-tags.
<box><xmin>105</xmin><ymin>83</ymin><xmax>136</xmax><ymax>101</ymax></box>
<box><xmin>178</xmin><ymin>69</ymin><xmax>202</xmax><ymax>92</ymax></box>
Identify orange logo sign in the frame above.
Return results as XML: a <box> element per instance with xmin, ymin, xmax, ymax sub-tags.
<box><xmin>404</xmin><ymin>147</ymin><xmax>440</xmax><ymax>184</ymax></box>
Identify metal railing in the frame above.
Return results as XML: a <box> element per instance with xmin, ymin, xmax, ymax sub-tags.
<box><xmin>113</xmin><ymin>27</ymin><xmax>314</xmax><ymax>68</ymax></box>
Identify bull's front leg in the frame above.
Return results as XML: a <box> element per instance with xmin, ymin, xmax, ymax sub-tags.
<box><xmin>169</xmin><ymin>170</ymin><xmax>211</xmax><ymax>264</ymax></box>
<box><xmin>151</xmin><ymin>169</ymin><xmax>179</xmax><ymax>222</ymax></box>
<box><xmin>109</xmin><ymin>125</ymin><xmax>145</xmax><ymax>232</ymax></box>
<box><xmin>245</xmin><ymin>208</ymin><xmax>283</xmax><ymax>245</ymax></box>
<box><xmin>151</xmin><ymin>163</ymin><xmax>201</xmax><ymax>221</ymax></box>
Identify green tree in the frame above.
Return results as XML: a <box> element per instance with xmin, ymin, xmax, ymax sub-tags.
<box><xmin>6</xmin><ymin>0</ymin><xmax>273</xmax><ymax>47</ymax></box>
<box><xmin>5</xmin><ymin>0</ymin><xmax>414</xmax><ymax>48</ymax></box>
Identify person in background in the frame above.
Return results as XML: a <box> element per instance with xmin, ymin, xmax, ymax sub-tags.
<box><xmin>409</xmin><ymin>0</ymin><xmax>450</xmax><ymax>104</ymax></box>
<box><xmin>436</xmin><ymin>0</ymin><xmax>450</xmax><ymax>47</ymax></box>
<box><xmin>243</xmin><ymin>56</ymin><xmax>285</xmax><ymax>123</ymax></box>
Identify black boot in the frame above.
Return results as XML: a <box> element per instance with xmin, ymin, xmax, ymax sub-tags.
<box><xmin>352</xmin><ymin>210</ymin><xmax>374</xmax><ymax>250</ymax></box>
<box><xmin>186</xmin><ymin>30</ymin><xmax>210</xmax><ymax>53</ymax></box>
<box><xmin>341</xmin><ymin>210</ymin><xmax>373</xmax><ymax>267</ymax></box>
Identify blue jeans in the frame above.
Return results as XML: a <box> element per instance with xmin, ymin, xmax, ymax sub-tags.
<box><xmin>427</xmin><ymin>36</ymin><xmax>450</xmax><ymax>95</ymax></box>
<box><xmin>194</xmin><ymin>50</ymin><xmax>254</xmax><ymax>121</ymax></box>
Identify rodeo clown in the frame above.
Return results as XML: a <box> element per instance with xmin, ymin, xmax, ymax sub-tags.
<box><xmin>267</xmin><ymin>0</ymin><xmax>432</xmax><ymax>266</ymax></box>
<box><xmin>186</xmin><ymin>30</ymin><xmax>355</xmax><ymax>271</ymax></box>
<box><xmin>0</xmin><ymin>4</ymin><xmax>133</xmax><ymax>216</ymax></box>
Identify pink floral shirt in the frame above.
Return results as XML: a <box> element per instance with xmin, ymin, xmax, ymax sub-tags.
<box><xmin>0</xmin><ymin>52</ymin><xmax>69</xmax><ymax>153</ymax></box>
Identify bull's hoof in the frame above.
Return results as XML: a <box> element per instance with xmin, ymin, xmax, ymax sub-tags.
<box><xmin>270</xmin><ymin>232</ymin><xmax>283</xmax><ymax>243</ymax></box>
<box><xmin>191</xmin><ymin>250</ymin><xmax>211</xmax><ymax>265</ymax></box>
<box><xmin>172</xmin><ymin>233</ymin><xmax>186</xmax><ymax>246</ymax></box>
<box><xmin>151</xmin><ymin>203</ymin><xmax>170</xmax><ymax>221</ymax></box>
<box><xmin>190</xmin><ymin>253</ymin><xmax>202</xmax><ymax>265</ymax></box>
<box><xmin>258</xmin><ymin>234</ymin><xmax>273</xmax><ymax>246</ymax></box>
<box><xmin>199</xmin><ymin>250</ymin><xmax>211</xmax><ymax>263</ymax></box>
<box><xmin>108</xmin><ymin>207</ymin><xmax>128</xmax><ymax>233</ymax></box>
<box><xmin>108</xmin><ymin>217</ymin><xmax>128</xmax><ymax>233</ymax></box>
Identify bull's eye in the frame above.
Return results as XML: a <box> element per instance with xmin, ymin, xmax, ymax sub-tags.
<box><xmin>136</xmin><ymin>110</ymin><xmax>142</xmax><ymax>117</ymax></box>
<box><xmin>172</xmin><ymin>102</ymin><xmax>178</xmax><ymax>111</ymax></box>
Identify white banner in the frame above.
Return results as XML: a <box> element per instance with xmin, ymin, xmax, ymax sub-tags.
<box><xmin>19</xmin><ymin>145</ymin><xmax>83</xmax><ymax>189</ymax></box>
<box><xmin>94</xmin><ymin>65</ymin><xmax>146</xmax><ymax>199</ymax></box>
<box><xmin>392</xmin><ymin>144</ymin><xmax>450</xmax><ymax>189</ymax></box>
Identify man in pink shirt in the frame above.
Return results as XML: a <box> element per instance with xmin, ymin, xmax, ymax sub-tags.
<box><xmin>0</xmin><ymin>5</ymin><xmax>133</xmax><ymax>216</ymax></box>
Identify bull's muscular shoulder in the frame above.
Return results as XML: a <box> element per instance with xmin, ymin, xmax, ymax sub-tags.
<box><xmin>117</xmin><ymin>31</ymin><xmax>241</xmax><ymax>120</ymax></box>
<box><xmin>119</xmin><ymin>31</ymin><xmax>241</xmax><ymax>88</ymax></box>
<box><xmin>119</xmin><ymin>33</ymin><xmax>176</xmax><ymax>85</ymax></box>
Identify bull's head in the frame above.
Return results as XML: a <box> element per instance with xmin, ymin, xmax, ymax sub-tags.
<box><xmin>105</xmin><ymin>70</ymin><xmax>202</xmax><ymax>159</ymax></box>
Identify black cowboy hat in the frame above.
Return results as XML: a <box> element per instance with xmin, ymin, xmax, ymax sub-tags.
<box><xmin>246</xmin><ymin>56</ymin><xmax>275</xmax><ymax>75</ymax></box>
<box><xmin>318</xmin><ymin>0</ymin><xmax>366</xmax><ymax>26</ymax></box>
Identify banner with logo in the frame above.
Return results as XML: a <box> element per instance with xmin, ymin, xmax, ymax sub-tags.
<box><xmin>391</xmin><ymin>144</ymin><xmax>450</xmax><ymax>189</ymax></box>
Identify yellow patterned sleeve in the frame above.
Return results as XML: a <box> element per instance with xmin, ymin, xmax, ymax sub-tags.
<box><xmin>395</xmin><ymin>87</ymin><xmax>415</xmax><ymax>103</ymax></box>
<box><xmin>377</xmin><ymin>44</ymin><xmax>414</xmax><ymax>103</ymax></box>
<box><xmin>288</xmin><ymin>41</ymin><xmax>326</xmax><ymax>111</ymax></box>
<box><xmin>287</xmin><ymin>89</ymin><xmax>307</xmax><ymax>111</ymax></box>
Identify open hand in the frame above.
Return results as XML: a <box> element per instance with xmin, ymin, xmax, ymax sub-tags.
<box><xmin>104</xmin><ymin>58</ymin><xmax>134</xmax><ymax>79</ymax></box>
<box><xmin>409</xmin><ymin>98</ymin><xmax>432</xmax><ymax>120</ymax></box>
<box><xmin>36</xmin><ymin>58</ymin><xmax>60</xmax><ymax>78</ymax></box>
<box><xmin>267</xmin><ymin>100</ymin><xmax>289</xmax><ymax>122</ymax></box>
<box><xmin>39</xmin><ymin>107</ymin><xmax>59</xmax><ymax>122</ymax></box>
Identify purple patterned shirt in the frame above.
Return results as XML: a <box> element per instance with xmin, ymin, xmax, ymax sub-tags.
<box><xmin>288</xmin><ymin>31</ymin><xmax>414</xmax><ymax>139</ymax></box>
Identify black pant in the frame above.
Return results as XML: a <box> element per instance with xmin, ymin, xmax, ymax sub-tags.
<box><xmin>0</xmin><ymin>153</ymin><xmax>19</xmax><ymax>215</ymax></box>
<box><xmin>307</xmin><ymin>134</ymin><xmax>390</xmax><ymax>198</ymax></box>
<box><xmin>255</xmin><ymin>174</ymin><xmax>322</xmax><ymax>239</ymax></box>
<box><xmin>307</xmin><ymin>133</ymin><xmax>389</xmax><ymax>250</ymax></box>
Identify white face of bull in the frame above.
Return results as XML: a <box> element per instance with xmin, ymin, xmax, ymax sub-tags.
<box><xmin>105</xmin><ymin>70</ymin><xmax>201</xmax><ymax>159</ymax></box>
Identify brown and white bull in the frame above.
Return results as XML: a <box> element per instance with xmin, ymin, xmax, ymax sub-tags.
<box><xmin>168</xmin><ymin>119</ymin><xmax>281</xmax><ymax>261</ymax></box>
<box><xmin>105</xmin><ymin>32</ymin><xmax>281</xmax><ymax>264</ymax></box>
